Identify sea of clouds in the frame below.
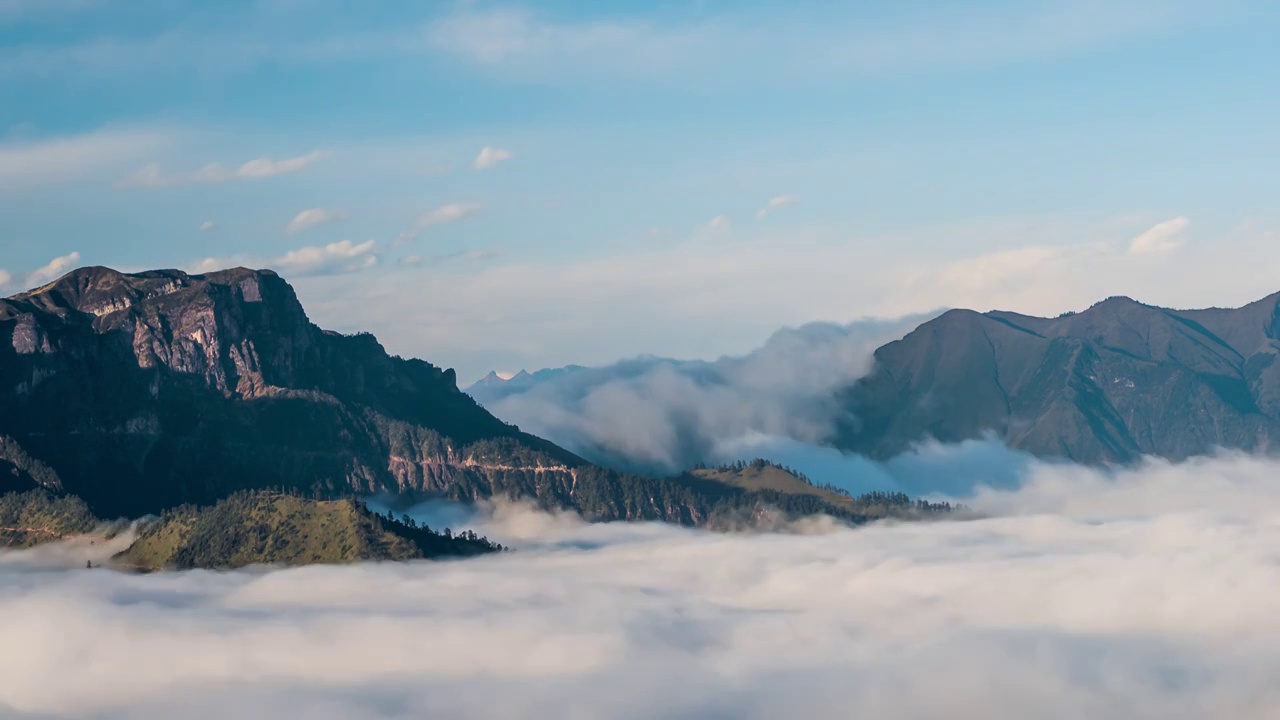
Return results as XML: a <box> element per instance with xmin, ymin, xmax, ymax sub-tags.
<box><xmin>468</xmin><ymin>313</ymin><xmax>943</xmax><ymax>484</ymax></box>
<box><xmin>4</xmin><ymin>453</ymin><xmax>1280</xmax><ymax>718</ymax></box>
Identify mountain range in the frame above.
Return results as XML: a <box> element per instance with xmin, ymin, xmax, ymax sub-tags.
<box><xmin>837</xmin><ymin>294</ymin><xmax>1280</xmax><ymax>463</ymax></box>
<box><xmin>17</xmin><ymin>265</ymin><xmax>1269</xmax><ymax>566</ymax></box>
<box><xmin>0</xmin><ymin>266</ymin><xmax>918</xmax><ymax>567</ymax></box>
<box><xmin>473</xmin><ymin>292</ymin><xmax>1280</xmax><ymax>467</ymax></box>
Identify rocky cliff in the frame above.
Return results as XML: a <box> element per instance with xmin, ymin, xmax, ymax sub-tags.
<box><xmin>0</xmin><ymin>267</ymin><xmax>614</xmax><ymax>518</ymax></box>
<box><xmin>0</xmin><ymin>266</ymin><xmax>876</xmax><ymax>529</ymax></box>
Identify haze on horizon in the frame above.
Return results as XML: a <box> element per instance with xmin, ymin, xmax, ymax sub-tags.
<box><xmin>2</xmin><ymin>0</ymin><xmax>1279</xmax><ymax>383</ymax></box>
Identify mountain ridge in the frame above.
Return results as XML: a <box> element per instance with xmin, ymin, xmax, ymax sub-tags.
<box><xmin>834</xmin><ymin>291</ymin><xmax>1280</xmax><ymax>464</ymax></box>
<box><xmin>1</xmin><ymin>265</ymin><xmax>913</xmax><ymax>540</ymax></box>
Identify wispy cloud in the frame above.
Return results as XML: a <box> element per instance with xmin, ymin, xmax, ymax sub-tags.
<box><xmin>23</xmin><ymin>251</ymin><xmax>81</xmax><ymax>288</ymax></box>
<box><xmin>397</xmin><ymin>203</ymin><xmax>483</xmax><ymax>243</ymax></box>
<box><xmin>473</xmin><ymin>146</ymin><xmax>512</xmax><ymax>170</ymax></box>
<box><xmin>424</xmin><ymin>2</ymin><xmax>1205</xmax><ymax>82</ymax></box>
<box><xmin>116</xmin><ymin>151</ymin><xmax>326</xmax><ymax>189</ymax></box>
<box><xmin>0</xmin><ymin>2</ymin><xmax>1206</xmax><ymax>86</ymax></box>
<box><xmin>285</xmin><ymin>208</ymin><xmax>339</xmax><ymax>235</ymax></box>
<box><xmin>198</xmin><ymin>220</ymin><xmax>215</xmax><ymax>232</ymax></box>
<box><xmin>704</xmin><ymin>215</ymin><xmax>730</xmax><ymax>232</ymax></box>
<box><xmin>0</xmin><ymin>269</ymin><xmax>11</xmax><ymax>291</ymax></box>
<box><xmin>1129</xmin><ymin>216</ymin><xmax>1189</xmax><ymax>255</ymax></box>
<box><xmin>400</xmin><ymin>248</ymin><xmax>499</xmax><ymax>268</ymax></box>
<box><xmin>756</xmin><ymin>194</ymin><xmax>797</xmax><ymax>219</ymax></box>
<box><xmin>194</xmin><ymin>240</ymin><xmax>377</xmax><ymax>279</ymax></box>
<box><xmin>0</xmin><ymin>127</ymin><xmax>172</xmax><ymax>189</ymax></box>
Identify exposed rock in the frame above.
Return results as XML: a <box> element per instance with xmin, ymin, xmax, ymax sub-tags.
<box><xmin>0</xmin><ymin>267</ymin><xmax>582</xmax><ymax>517</ymax></box>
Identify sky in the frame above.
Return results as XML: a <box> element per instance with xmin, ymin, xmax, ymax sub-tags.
<box><xmin>1</xmin><ymin>0</ymin><xmax>1279</xmax><ymax>382</ymax></box>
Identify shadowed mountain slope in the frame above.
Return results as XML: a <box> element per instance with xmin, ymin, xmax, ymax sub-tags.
<box><xmin>835</xmin><ymin>294</ymin><xmax>1280</xmax><ymax>464</ymax></box>
<box><xmin>0</xmin><ymin>266</ymin><xmax>899</xmax><ymax>533</ymax></box>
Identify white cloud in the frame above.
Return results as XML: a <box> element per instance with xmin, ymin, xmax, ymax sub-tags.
<box><xmin>473</xmin><ymin>146</ymin><xmax>512</xmax><ymax>169</ymax></box>
<box><xmin>704</xmin><ymin>214</ymin><xmax>730</xmax><ymax>232</ymax></box>
<box><xmin>235</xmin><ymin>152</ymin><xmax>325</xmax><ymax>179</ymax></box>
<box><xmin>0</xmin><ymin>128</ymin><xmax>172</xmax><ymax>189</ymax></box>
<box><xmin>23</xmin><ymin>251</ymin><xmax>80</xmax><ymax>288</ymax></box>
<box><xmin>1129</xmin><ymin>216</ymin><xmax>1190</xmax><ymax>255</ymax></box>
<box><xmin>7</xmin><ymin>454</ymin><xmax>1280</xmax><ymax>717</ymax></box>
<box><xmin>0</xmin><ymin>269</ymin><xmax>10</xmax><ymax>291</ymax></box>
<box><xmin>471</xmin><ymin>314</ymin><xmax>936</xmax><ymax>474</ymax></box>
<box><xmin>285</xmin><ymin>208</ymin><xmax>338</xmax><ymax>235</ymax></box>
<box><xmin>117</xmin><ymin>151</ymin><xmax>326</xmax><ymax>189</ymax></box>
<box><xmin>397</xmin><ymin>203</ymin><xmax>483</xmax><ymax>243</ymax></box>
<box><xmin>399</xmin><ymin>249</ymin><xmax>498</xmax><ymax>268</ymax></box>
<box><xmin>194</xmin><ymin>240</ymin><xmax>377</xmax><ymax>279</ymax></box>
<box><xmin>198</xmin><ymin>220</ymin><xmax>215</xmax><ymax>232</ymax></box>
<box><xmin>756</xmin><ymin>194</ymin><xmax>798</xmax><ymax>218</ymax></box>
<box><xmin>274</xmin><ymin>240</ymin><xmax>377</xmax><ymax>276</ymax></box>
<box><xmin>419</xmin><ymin>203</ymin><xmax>482</xmax><ymax>227</ymax></box>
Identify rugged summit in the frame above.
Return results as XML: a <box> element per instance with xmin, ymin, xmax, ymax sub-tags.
<box><xmin>0</xmin><ymin>267</ymin><xmax>584</xmax><ymax>517</ymax></box>
<box><xmin>0</xmin><ymin>267</ymin><xmax>890</xmax><ymax>530</ymax></box>
<box><xmin>835</xmin><ymin>293</ymin><xmax>1280</xmax><ymax>464</ymax></box>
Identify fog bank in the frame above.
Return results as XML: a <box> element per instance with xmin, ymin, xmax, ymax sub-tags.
<box><xmin>3</xmin><ymin>454</ymin><xmax>1280</xmax><ymax>717</ymax></box>
<box><xmin>469</xmin><ymin>314</ymin><xmax>939</xmax><ymax>479</ymax></box>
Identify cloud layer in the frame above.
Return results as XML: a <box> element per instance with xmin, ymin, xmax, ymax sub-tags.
<box><xmin>285</xmin><ymin>208</ymin><xmax>339</xmax><ymax>235</ymax></box>
<box><xmin>473</xmin><ymin>146</ymin><xmax>512</xmax><ymax>169</ymax></box>
<box><xmin>4</xmin><ymin>453</ymin><xmax>1280</xmax><ymax>718</ymax></box>
<box><xmin>469</xmin><ymin>314</ymin><xmax>938</xmax><ymax>475</ymax></box>
<box><xmin>117</xmin><ymin>151</ymin><xmax>326</xmax><ymax>189</ymax></box>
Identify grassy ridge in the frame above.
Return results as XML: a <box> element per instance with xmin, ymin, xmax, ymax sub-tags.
<box><xmin>116</xmin><ymin>491</ymin><xmax>503</xmax><ymax>570</ymax></box>
<box><xmin>0</xmin><ymin>489</ymin><xmax>502</xmax><ymax>569</ymax></box>
<box><xmin>0</xmin><ymin>490</ymin><xmax>97</xmax><ymax>548</ymax></box>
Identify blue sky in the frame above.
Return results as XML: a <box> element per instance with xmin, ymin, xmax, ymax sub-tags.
<box><xmin>2</xmin><ymin>0</ymin><xmax>1279</xmax><ymax>381</ymax></box>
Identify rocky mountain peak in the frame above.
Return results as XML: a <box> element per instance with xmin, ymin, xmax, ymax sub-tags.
<box><xmin>837</xmin><ymin>289</ymin><xmax>1280</xmax><ymax>464</ymax></box>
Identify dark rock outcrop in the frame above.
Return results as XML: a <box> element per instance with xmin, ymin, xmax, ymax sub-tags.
<box><xmin>0</xmin><ymin>267</ymin><xmax>598</xmax><ymax>518</ymax></box>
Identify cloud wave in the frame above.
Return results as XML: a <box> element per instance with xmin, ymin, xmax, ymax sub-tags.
<box><xmin>469</xmin><ymin>313</ymin><xmax>938</xmax><ymax>476</ymax></box>
<box><xmin>4</xmin><ymin>453</ymin><xmax>1280</xmax><ymax>718</ymax></box>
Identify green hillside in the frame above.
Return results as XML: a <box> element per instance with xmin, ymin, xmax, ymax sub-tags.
<box><xmin>115</xmin><ymin>490</ymin><xmax>502</xmax><ymax>570</ymax></box>
<box><xmin>0</xmin><ymin>490</ymin><xmax>97</xmax><ymax>548</ymax></box>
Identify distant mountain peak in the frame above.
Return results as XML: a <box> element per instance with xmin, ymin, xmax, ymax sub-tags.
<box><xmin>836</xmin><ymin>289</ymin><xmax>1280</xmax><ymax>464</ymax></box>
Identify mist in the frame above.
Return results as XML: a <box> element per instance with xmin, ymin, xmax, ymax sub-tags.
<box><xmin>469</xmin><ymin>313</ymin><xmax>940</xmax><ymax>480</ymax></box>
<box><xmin>4</xmin><ymin>453</ymin><xmax>1280</xmax><ymax>718</ymax></box>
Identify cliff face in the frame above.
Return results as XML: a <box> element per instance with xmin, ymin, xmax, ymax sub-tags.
<box><xmin>0</xmin><ymin>267</ymin><xmax>599</xmax><ymax>518</ymax></box>
<box><xmin>834</xmin><ymin>294</ymin><xmax>1280</xmax><ymax>464</ymax></box>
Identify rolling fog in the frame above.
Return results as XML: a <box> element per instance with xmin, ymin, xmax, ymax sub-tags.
<box><xmin>3</xmin><ymin>453</ymin><xmax>1280</xmax><ymax>718</ymax></box>
<box><xmin>470</xmin><ymin>313</ymin><xmax>942</xmax><ymax>484</ymax></box>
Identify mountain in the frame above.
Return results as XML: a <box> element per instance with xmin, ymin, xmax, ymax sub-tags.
<box><xmin>0</xmin><ymin>489</ymin><xmax>98</xmax><ymax>548</ymax></box>
<box><xmin>467</xmin><ymin>366</ymin><xmax>586</xmax><ymax>405</ymax></box>
<box><xmin>834</xmin><ymin>293</ymin><xmax>1280</xmax><ymax>464</ymax></box>
<box><xmin>0</xmin><ymin>266</ymin><xmax>575</xmax><ymax>518</ymax></box>
<box><xmin>0</xmin><ymin>487</ymin><xmax>501</xmax><ymax>566</ymax></box>
<box><xmin>116</xmin><ymin>490</ymin><xmax>501</xmax><ymax>570</ymax></box>
<box><xmin>0</xmin><ymin>266</ymin><xmax>894</xmax><ymax>539</ymax></box>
